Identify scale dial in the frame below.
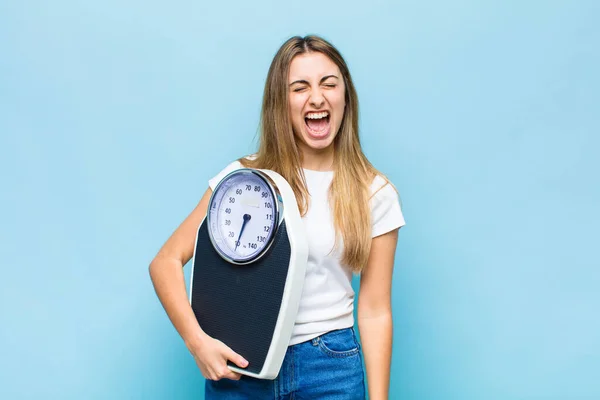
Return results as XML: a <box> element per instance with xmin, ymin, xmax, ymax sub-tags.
<box><xmin>207</xmin><ymin>169</ymin><xmax>281</xmax><ymax>264</ymax></box>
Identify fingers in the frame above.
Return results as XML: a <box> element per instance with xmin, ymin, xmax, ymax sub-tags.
<box><xmin>195</xmin><ymin>339</ymin><xmax>249</xmax><ymax>381</ymax></box>
<box><xmin>206</xmin><ymin>365</ymin><xmax>242</xmax><ymax>381</ymax></box>
<box><xmin>222</xmin><ymin>345</ymin><xmax>249</xmax><ymax>369</ymax></box>
<box><xmin>222</xmin><ymin>368</ymin><xmax>242</xmax><ymax>381</ymax></box>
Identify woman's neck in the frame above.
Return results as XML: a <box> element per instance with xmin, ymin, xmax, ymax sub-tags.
<box><xmin>298</xmin><ymin>143</ymin><xmax>334</xmax><ymax>172</ymax></box>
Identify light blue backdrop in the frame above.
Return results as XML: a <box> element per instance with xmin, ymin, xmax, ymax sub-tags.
<box><xmin>1</xmin><ymin>1</ymin><xmax>598</xmax><ymax>399</ymax></box>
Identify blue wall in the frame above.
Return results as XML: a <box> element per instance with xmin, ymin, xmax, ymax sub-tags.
<box><xmin>1</xmin><ymin>1</ymin><xmax>598</xmax><ymax>399</ymax></box>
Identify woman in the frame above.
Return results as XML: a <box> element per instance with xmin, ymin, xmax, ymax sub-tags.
<box><xmin>149</xmin><ymin>35</ymin><xmax>406</xmax><ymax>399</ymax></box>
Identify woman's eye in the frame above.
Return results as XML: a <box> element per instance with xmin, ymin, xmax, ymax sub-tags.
<box><xmin>324</xmin><ymin>84</ymin><xmax>336</xmax><ymax>88</ymax></box>
<box><xmin>293</xmin><ymin>87</ymin><xmax>307</xmax><ymax>92</ymax></box>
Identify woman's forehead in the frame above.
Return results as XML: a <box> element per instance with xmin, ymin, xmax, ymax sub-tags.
<box><xmin>288</xmin><ymin>52</ymin><xmax>340</xmax><ymax>81</ymax></box>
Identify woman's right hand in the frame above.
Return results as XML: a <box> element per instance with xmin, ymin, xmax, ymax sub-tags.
<box><xmin>188</xmin><ymin>334</ymin><xmax>249</xmax><ymax>381</ymax></box>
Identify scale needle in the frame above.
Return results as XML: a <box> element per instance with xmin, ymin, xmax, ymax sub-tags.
<box><xmin>234</xmin><ymin>214</ymin><xmax>251</xmax><ymax>252</ymax></box>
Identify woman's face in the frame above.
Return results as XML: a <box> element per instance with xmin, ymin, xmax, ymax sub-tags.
<box><xmin>288</xmin><ymin>52</ymin><xmax>346</xmax><ymax>152</ymax></box>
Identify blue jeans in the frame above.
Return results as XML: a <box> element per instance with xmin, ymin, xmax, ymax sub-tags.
<box><xmin>205</xmin><ymin>327</ymin><xmax>366</xmax><ymax>399</ymax></box>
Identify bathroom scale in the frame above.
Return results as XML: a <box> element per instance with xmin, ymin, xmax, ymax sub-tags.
<box><xmin>189</xmin><ymin>167</ymin><xmax>308</xmax><ymax>379</ymax></box>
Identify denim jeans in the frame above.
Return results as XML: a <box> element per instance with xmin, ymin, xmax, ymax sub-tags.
<box><xmin>205</xmin><ymin>327</ymin><xmax>366</xmax><ymax>399</ymax></box>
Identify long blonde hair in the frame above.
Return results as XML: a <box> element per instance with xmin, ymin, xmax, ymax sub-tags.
<box><xmin>241</xmin><ymin>35</ymin><xmax>389</xmax><ymax>273</ymax></box>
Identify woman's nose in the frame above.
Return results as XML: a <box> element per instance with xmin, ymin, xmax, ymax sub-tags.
<box><xmin>309</xmin><ymin>89</ymin><xmax>325</xmax><ymax>108</ymax></box>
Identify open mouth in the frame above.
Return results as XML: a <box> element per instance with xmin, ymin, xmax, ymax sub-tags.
<box><xmin>304</xmin><ymin>111</ymin><xmax>330</xmax><ymax>138</ymax></box>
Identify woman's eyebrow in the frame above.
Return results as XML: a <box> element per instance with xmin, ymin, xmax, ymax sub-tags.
<box><xmin>289</xmin><ymin>75</ymin><xmax>339</xmax><ymax>86</ymax></box>
<box><xmin>320</xmin><ymin>74</ymin><xmax>339</xmax><ymax>83</ymax></box>
<box><xmin>289</xmin><ymin>79</ymin><xmax>309</xmax><ymax>86</ymax></box>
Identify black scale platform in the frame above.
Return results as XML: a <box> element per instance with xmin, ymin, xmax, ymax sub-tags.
<box><xmin>190</xmin><ymin>219</ymin><xmax>292</xmax><ymax>375</ymax></box>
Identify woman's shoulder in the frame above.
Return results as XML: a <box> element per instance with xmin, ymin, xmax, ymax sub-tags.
<box><xmin>368</xmin><ymin>173</ymin><xmax>406</xmax><ymax>234</ymax></box>
<box><xmin>369</xmin><ymin>174</ymin><xmax>398</xmax><ymax>199</ymax></box>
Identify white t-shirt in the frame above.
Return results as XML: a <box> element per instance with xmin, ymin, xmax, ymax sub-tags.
<box><xmin>208</xmin><ymin>159</ymin><xmax>406</xmax><ymax>345</ymax></box>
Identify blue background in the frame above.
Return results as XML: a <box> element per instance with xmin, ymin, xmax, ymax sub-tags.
<box><xmin>1</xmin><ymin>1</ymin><xmax>598</xmax><ymax>399</ymax></box>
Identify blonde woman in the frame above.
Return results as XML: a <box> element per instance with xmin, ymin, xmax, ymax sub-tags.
<box><xmin>149</xmin><ymin>35</ymin><xmax>406</xmax><ymax>400</ymax></box>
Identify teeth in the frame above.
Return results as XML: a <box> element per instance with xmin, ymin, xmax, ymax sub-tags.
<box><xmin>306</xmin><ymin>112</ymin><xmax>329</xmax><ymax>119</ymax></box>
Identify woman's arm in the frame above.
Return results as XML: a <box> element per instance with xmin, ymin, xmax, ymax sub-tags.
<box><xmin>148</xmin><ymin>187</ymin><xmax>247</xmax><ymax>380</ymax></box>
<box><xmin>357</xmin><ymin>228</ymin><xmax>400</xmax><ymax>400</ymax></box>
